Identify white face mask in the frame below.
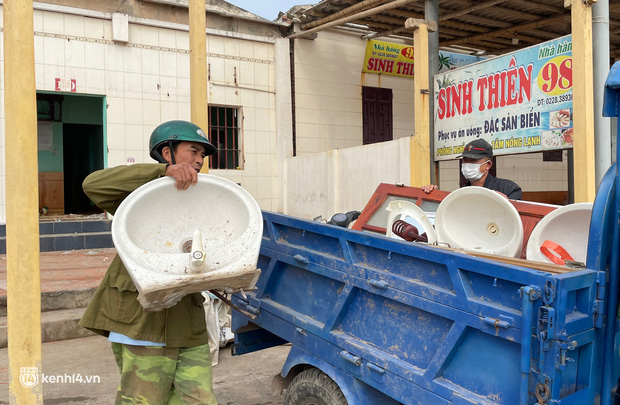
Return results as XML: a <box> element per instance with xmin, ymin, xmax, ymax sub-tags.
<box><xmin>461</xmin><ymin>162</ymin><xmax>488</xmax><ymax>180</ymax></box>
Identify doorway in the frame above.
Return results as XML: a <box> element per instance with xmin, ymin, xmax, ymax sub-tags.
<box><xmin>63</xmin><ymin>124</ymin><xmax>104</xmax><ymax>214</ymax></box>
<box><xmin>37</xmin><ymin>93</ymin><xmax>105</xmax><ymax>215</ymax></box>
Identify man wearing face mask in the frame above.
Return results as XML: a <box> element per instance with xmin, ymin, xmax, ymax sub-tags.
<box><xmin>422</xmin><ymin>139</ymin><xmax>522</xmax><ymax>200</ymax></box>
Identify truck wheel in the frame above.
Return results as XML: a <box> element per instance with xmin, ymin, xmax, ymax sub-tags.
<box><xmin>283</xmin><ymin>368</ymin><xmax>347</xmax><ymax>405</ymax></box>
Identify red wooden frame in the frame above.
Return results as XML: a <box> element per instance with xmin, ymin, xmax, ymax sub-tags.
<box><xmin>352</xmin><ymin>183</ymin><xmax>558</xmax><ymax>259</ymax></box>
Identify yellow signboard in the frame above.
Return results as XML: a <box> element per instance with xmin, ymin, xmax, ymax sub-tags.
<box><xmin>362</xmin><ymin>40</ymin><xmax>415</xmax><ymax>78</ymax></box>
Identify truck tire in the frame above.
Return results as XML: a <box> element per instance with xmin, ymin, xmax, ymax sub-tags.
<box><xmin>283</xmin><ymin>368</ymin><xmax>347</xmax><ymax>405</ymax></box>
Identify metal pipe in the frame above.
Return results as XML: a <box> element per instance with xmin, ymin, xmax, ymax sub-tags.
<box><xmin>4</xmin><ymin>0</ymin><xmax>43</xmax><ymax>402</ymax></box>
<box><xmin>209</xmin><ymin>290</ymin><xmax>257</xmax><ymax>320</ymax></box>
<box><xmin>288</xmin><ymin>0</ymin><xmax>416</xmax><ymax>40</ymax></box>
<box><xmin>593</xmin><ymin>0</ymin><xmax>612</xmax><ymax>189</ymax></box>
<box><xmin>189</xmin><ymin>0</ymin><xmax>210</xmax><ymax>173</ymax></box>
<box><xmin>519</xmin><ymin>286</ymin><xmax>536</xmax><ymax>405</ymax></box>
<box><xmin>426</xmin><ymin>0</ymin><xmax>438</xmax><ymax>185</ymax></box>
<box><xmin>301</xmin><ymin>0</ymin><xmax>389</xmax><ymax>30</ymax></box>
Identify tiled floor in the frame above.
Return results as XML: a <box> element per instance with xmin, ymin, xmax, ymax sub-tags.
<box><xmin>0</xmin><ymin>248</ymin><xmax>114</xmax><ymax>296</ymax></box>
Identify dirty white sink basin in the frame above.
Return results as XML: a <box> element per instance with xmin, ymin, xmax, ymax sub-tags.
<box><xmin>111</xmin><ymin>173</ymin><xmax>263</xmax><ymax>311</ymax></box>
<box><xmin>435</xmin><ymin>186</ymin><xmax>523</xmax><ymax>257</ymax></box>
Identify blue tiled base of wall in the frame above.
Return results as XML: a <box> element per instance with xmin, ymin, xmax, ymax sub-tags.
<box><xmin>0</xmin><ymin>220</ymin><xmax>113</xmax><ymax>254</ymax></box>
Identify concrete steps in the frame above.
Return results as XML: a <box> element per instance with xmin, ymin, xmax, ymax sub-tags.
<box><xmin>0</xmin><ymin>248</ymin><xmax>112</xmax><ymax>347</ymax></box>
<box><xmin>0</xmin><ymin>287</ymin><xmax>98</xmax><ymax>348</ymax></box>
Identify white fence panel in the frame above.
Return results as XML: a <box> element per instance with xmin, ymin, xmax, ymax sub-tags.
<box><xmin>285</xmin><ymin>138</ymin><xmax>411</xmax><ymax>220</ymax></box>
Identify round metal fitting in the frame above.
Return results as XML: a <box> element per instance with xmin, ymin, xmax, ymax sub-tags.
<box><xmin>535</xmin><ymin>383</ymin><xmax>550</xmax><ymax>403</ymax></box>
<box><xmin>182</xmin><ymin>240</ymin><xmax>192</xmax><ymax>253</ymax></box>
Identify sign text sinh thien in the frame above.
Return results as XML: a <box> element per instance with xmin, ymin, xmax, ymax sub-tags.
<box><xmin>434</xmin><ymin>36</ymin><xmax>573</xmax><ymax>161</ymax></box>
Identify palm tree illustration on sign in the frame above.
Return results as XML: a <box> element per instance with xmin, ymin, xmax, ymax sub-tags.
<box><xmin>438</xmin><ymin>53</ymin><xmax>452</xmax><ymax>71</ymax></box>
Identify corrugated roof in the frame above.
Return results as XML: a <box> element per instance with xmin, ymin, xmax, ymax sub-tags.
<box><xmin>285</xmin><ymin>0</ymin><xmax>619</xmax><ymax>58</ymax></box>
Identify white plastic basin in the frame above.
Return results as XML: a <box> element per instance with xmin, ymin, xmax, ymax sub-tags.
<box><xmin>435</xmin><ymin>187</ymin><xmax>523</xmax><ymax>257</ymax></box>
<box><xmin>526</xmin><ymin>202</ymin><xmax>592</xmax><ymax>265</ymax></box>
<box><xmin>111</xmin><ymin>173</ymin><xmax>263</xmax><ymax>311</ymax></box>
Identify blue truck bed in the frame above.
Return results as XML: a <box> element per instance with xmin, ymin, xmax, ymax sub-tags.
<box><xmin>231</xmin><ymin>62</ymin><xmax>620</xmax><ymax>405</ymax></box>
<box><xmin>233</xmin><ymin>206</ymin><xmax>613</xmax><ymax>404</ymax></box>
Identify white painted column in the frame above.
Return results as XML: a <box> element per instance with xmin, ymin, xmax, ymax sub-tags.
<box><xmin>274</xmin><ymin>38</ymin><xmax>294</xmax><ymax>214</ymax></box>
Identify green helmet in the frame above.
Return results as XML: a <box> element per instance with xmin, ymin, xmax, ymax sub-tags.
<box><xmin>149</xmin><ymin>120</ymin><xmax>216</xmax><ymax>163</ymax></box>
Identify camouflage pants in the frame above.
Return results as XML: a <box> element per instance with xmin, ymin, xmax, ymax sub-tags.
<box><xmin>111</xmin><ymin>343</ymin><xmax>217</xmax><ymax>405</ymax></box>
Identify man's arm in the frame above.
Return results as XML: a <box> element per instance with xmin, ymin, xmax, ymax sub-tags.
<box><xmin>83</xmin><ymin>164</ymin><xmax>167</xmax><ymax>214</ymax></box>
<box><xmin>506</xmin><ymin>184</ymin><xmax>522</xmax><ymax>200</ymax></box>
<box><xmin>499</xmin><ymin>179</ymin><xmax>522</xmax><ymax>200</ymax></box>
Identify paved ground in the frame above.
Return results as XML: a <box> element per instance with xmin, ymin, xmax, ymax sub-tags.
<box><xmin>0</xmin><ymin>249</ymin><xmax>112</xmax><ymax>296</ymax></box>
<box><xmin>0</xmin><ymin>248</ymin><xmax>292</xmax><ymax>404</ymax></box>
<box><xmin>0</xmin><ymin>335</ymin><xmax>291</xmax><ymax>404</ymax></box>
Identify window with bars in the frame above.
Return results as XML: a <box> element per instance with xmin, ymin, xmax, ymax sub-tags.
<box><xmin>208</xmin><ymin>106</ymin><xmax>242</xmax><ymax>169</ymax></box>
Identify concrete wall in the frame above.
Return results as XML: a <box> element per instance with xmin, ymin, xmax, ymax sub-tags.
<box><xmin>285</xmin><ymin>137</ymin><xmax>411</xmax><ymax>220</ymax></box>
<box><xmin>293</xmin><ymin>30</ymin><xmax>415</xmax><ymax>155</ymax></box>
<box><xmin>285</xmin><ymin>143</ymin><xmax>570</xmax><ymax>221</ymax></box>
<box><xmin>0</xmin><ymin>2</ymin><xmax>282</xmax><ymax>222</ymax></box>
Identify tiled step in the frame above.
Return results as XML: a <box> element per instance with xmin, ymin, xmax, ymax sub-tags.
<box><xmin>39</xmin><ymin>219</ymin><xmax>112</xmax><ymax>236</ymax></box>
<box><xmin>0</xmin><ymin>218</ymin><xmax>111</xmax><ymax>237</ymax></box>
<box><xmin>0</xmin><ymin>288</ymin><xmax>99</xmax><ymax>347</ymax></box>
<box><xmin>0</xmin><ymin>307</ymin><xmax>95</xmax><ymax>348</ymax></box>
<box><xmin>0</xmin><ymin>232</ymin><xmax>113</xmax><ymax>253</ymax></box>
<box><xmin>39</xmin><ymin>231</ymin><xmax>113</xmax><ymax>252</ymax></box>
<box><xmin>0</xmin><ymin>219</ymin><xmax>114</xmax><ymax>253</ymax></box>
<box><xmin>0</xmin><ymin>287</ymin><xmax>97</xmax><ymax>317</ymax></box>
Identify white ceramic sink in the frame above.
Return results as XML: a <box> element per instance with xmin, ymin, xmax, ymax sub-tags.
<box><xmin>435</xmin><ymin>186</ymin><xmax>523</xmax><ymax>257</ymax></box>
<box><xmin>112</xmin><ymin>173</ymin><xmax>263</xmax><ymax>311</ymax></box>
<box><xmin>526</xmin><ymin>202</ymin><xmax>592</xmax><ymax>265</ymax></box>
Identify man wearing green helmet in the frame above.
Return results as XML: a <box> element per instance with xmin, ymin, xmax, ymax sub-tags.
<box><xmin>79</xmin><ymin>120</ymin><xmax>218</xmax><ymax>404</ymax></box>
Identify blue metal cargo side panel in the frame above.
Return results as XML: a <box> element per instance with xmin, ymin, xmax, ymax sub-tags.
<box><xmin>233</xmin><ymin>211</ymin><xmax>604</xmax><ymax>405</ymax></box>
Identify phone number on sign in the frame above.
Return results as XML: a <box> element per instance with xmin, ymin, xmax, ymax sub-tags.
<box><xmin>537</xmin><ymin>93</ymin><xmax>573</xmax><ymax>106</ymax></box>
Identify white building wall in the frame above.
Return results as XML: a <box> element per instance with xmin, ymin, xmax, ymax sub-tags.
<box><xmin>286</xmin><ymin>137</ymin><xmax>411</xmax><ymax>220</ymax></box>
<box><xmin>294</xmin><ymin>30</ymin><xmax>415</xmax><ymax>155</ymax></box>
<box><xmin>206</xmin><ymin>35</ymin><xmax>279</xmax><ymax>211</ymax></box>
<box><xmin>337</xmin><ymin>139</ymin><xmax>411</xmax><ymax>213</ymax></box>
<box><xmin>497</xmin><ymin>153</ymin><xmax>569</xmax><ymax>194</ymax></box>
<box><xmin>0</xmin><ymin>5</ymin><xmax>279</xmax><ymax>222</ymax></box>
